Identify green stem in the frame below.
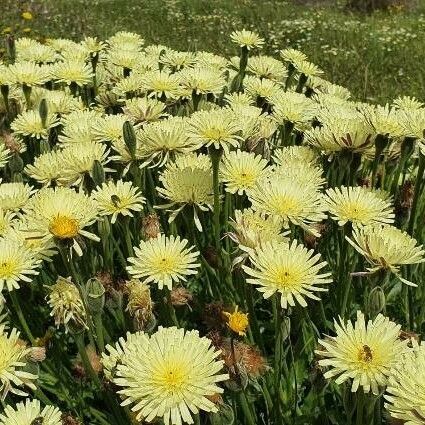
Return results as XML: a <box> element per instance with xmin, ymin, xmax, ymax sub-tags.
<box><xmin>356</xmin><ymin>391</ymin><xmax>365</xmax><ymax>425</ymax></box>
<box><xmin>209</xmin><ymin>147</ymin><xmax>223</xmax><ymax>255</ymax></box>
<box><xmin>407</xmin><ymin>151</ymin><xmax>425</xmax><ymax>235</ymax></box>
<box><xmin>239</xmin><ymin>391</ymin><xmax>256</xmax><ymax>425</ymax></box>
<box><xmin>74</xmin><ymin>332</ymin><xmax>102</xmax><ymax>387</ymax></box>
<box><xmin>93</xmin><ymin>313</ymin><xmax>105</xmax><ymax>352</ymax></box>
<box><xmin>10</xmin><ymin>291</ymin><xmax>35</xmax><ymax>344</ymax></box>
<box><xmin>273</xmin><ymin>296</ymin><xmax>283</xmax><ymax>423</ymax></box>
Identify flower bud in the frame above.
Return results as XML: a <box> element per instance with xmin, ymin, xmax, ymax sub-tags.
<box><xmin>39</xmin><ymin>98</ymin><xmax>48</xmax><ymax>128</ymax></box>
<box><xmin>91</xmin><ymin>159</ymin><xmax>105</xmax><ymax>186</ymax></box>
<box><xmin>85</xmin><ymin>278</ymin><xmax>105</xmax><ymax>315</ymax></box>
<box><xmin>367</xmin><ymin>286</ymin><xmax>386</xmax><ymax>317</ymax></box>
<box><xmin>123</xmin><ymin>120</ymin><xmax>137</xmax><ymax>160</ymax></box>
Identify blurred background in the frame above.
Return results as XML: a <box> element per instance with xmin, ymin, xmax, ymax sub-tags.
<box><xmin>2</xmin><ymin>0</ymin><xmax>424</xmax><ymax>103</ymax></box>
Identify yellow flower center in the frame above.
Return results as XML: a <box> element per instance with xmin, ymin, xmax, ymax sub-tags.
<box><xmin>203</xmin><ymin>127</ymin><xmax>227</xmax><ymax>141</ymax></box>
<box><xmin>357</xmin><ymin>345</ymin><xmax>373</xmax><ymax>363</ymax></box>
<box><xmin>154</xmin><ymin>362</ymin><xmax>188</xmax><ymax>394</ymax></box>
<box><xmin>224</xmin><ymin>307</ymin><xmax>249</xmax><ymax>336</ymax></box>
<box><xmin>271</xmin><ymin>195</ymin><xmax>301</xmax><ymax>217</ymax></box>
<box><xmin>0</xmin><ymin>261</ymin><xmax>15</xmax><ymax>278</ymax></box>
<box><xmin>343</xmin><ymin>202</ymin><xmax>371</xmax><ymax>222</ymax></box>
<box><xmin>235</xmin><ymin>171</ymin><xmax>257</xmax><ymax>187</ymax></box>
<box><xmin>49</xmin><ymin>215</ymin><xmax>79</xmax><ymax>239</ymax></box>
<box><xmin>154</xmin><ymin>256</ymin><xmax>177</xmax><ymax>274</ymax></box>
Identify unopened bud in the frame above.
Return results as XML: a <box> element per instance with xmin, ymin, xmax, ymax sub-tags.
<box><xmin>123</xmin><ymin>121</ymin><xmax>137</xmax><ymax>160</ymax></box>
<box><xmin>367</xmin><ymin>286</ymin><xmax>386</xmax><ymax>317</ymax></box>
<box><xmin>85</xmin><ymin>278</ymin><xmax>105</xmax><ymax>315</ymax></box>
<box><xmin>39</xmin><ymin>98</ymin><xmax>48</xmax><ymax>127</ymax></box>
<box><xmin>8</xmin><ymin>152</ymin><xmax>23</xmax><ymax>173</ymax></box>
<box><xmin>91</xmin><ymin>159</ymin><xmax>105</xmax><ymax>186</ymax></box>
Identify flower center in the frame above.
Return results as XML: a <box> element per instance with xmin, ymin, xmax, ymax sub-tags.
<box><xmin>49</xmin><ymin>215</ymin><xmax>79</xmax><ymax>239</ymax></box>
<box><xmin>155</xmin><ymin>257</ymin><xmax>176</xmax><ymax>274</ymax></box>
<box><xmin>203</xmin><ymin>127</ymin><xmax>226</xmax><ymax>141</ymax></box>
<box><xmin>0</xmin><ymin>261</ymin><xmax>15</xmax><ymax>278</ymax></box>
<box><xmin>344</xmin><ymin>202</ymin><xmax>370</xmax><ymax>221</ymax></box>
<box><xmin>275</xmin><ymin>268</ymin><xmax>294</xmax><ymax>288</ymax></box>
<box><xmin>358</xmin><ymin>345</ymin><xmax>373</xmax><ymax>363</ymax></box>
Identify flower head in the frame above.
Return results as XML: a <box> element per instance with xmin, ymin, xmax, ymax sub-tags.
<box><xmin>107</xmin><ymin>326</ymin><xmax>228</xmax><ymax>425</ymax></box>
<box><xmin>0</xmin><ymin>182</ymin><xmax>34</xmax><ymax>211</ymax></box>
<box><xmin>347</xmin><ymin>224</ymin><xmax>425</xmax><ymax>286</ymax></box>
<box><xmin>229</xmin><ymin>208</ymin><xmax>288</xmax><ymax>251</ymax></box>
<box><xmin>385</xmin><ymin>341</ymin><xmax>425</xmax><ymax>425</ymax></box>
<box><xmin>243</xmin><ymin>240</ymin><xmax>332</xmax><ymax>308</ymax></box>
<box><xmin>8</xmin><ymin>62</ymin><xmax>50</xmax><ymax>86</ymax></box>
<box><xmin>23</xmin><ymin>186</ymin><xmax>99</xmax><ymax>256</ymax></box>
<box><xmin>11</xmin><ymin>110</ymin><xmax>59</xmax><ymax>140</ymax></box>
<box><xmin>127</xmin><ymin>234</ymin><xmax>200</xmax><ymax>290</ymax></box>
<box><xmin>230</xmin><ymin>30</ymin><xmax>264</xmax><ymax>50</ymax></box>
<box><xmin>0</xmin><ymin>325</ymin><xmax>38</xmax><ymax>397</ymax></box>
<box><xmin>325</xmin><ymin>186</ymin><xmax>394</xmax><ymax>227</ymax></box>
<box><xmin>47</xmin><ymin>276</ymin><xmax>87</xmax><ymax>332</ymax></box>
<box><xmin>187</xmin><ymin>109</ymin><xmax>242</xmax><ymax>152</ymax></box>
<box><xmin>125</xmin><ymin>279</ymin><xmax>153</xmax><ymax>329</ymax></box>
<box><xmin>0</xmin><ymin>237</ymin><xmax>41</xmax><ymax>292</ymax></box>
<box><xmin>0</xmin><ymin>399</ymin><xmax>62</xmax><ymax>425</ymax></box>
<box><xmin>223</xmin><ymin>306</ymin><xmax>249</xmax><ymax>336</ymax></box>
<box><xmin>316</xmin><ymin>311</ymin><xmax>408</xmax><ymax>394</ymax></box>
<box><xmin>92</xmin><ymin>180</ymin><xmax>145</xmax><ymax>224</ymax></box>
<box><xmin>248</xmin><ymin>175</ymin><xmax>327</xmax><ymax>236</ymax></box>
<box><xmin>52</xmin><ymin>60</ymin><xmax>93</xmax><ymax>86</ymax></box>
<box><xmin>220</xmin><ymin>150</ymin><xmax>270</xmax><ymax>195</ymax></box>
<box><xmin>178</xmin><ymin>66</ymin><xmax>226</xmax><ymax>96</ymax></box>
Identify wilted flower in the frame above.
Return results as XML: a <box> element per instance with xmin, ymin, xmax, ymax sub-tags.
<box><xmin>124</xmin><ymin>279</ymin><xmax>153</xmax><ymax>329</ymax></box>
<box><xmin>46</xmin><ymin>276</ymin><xmax>87</xmax><ymax>332</ymax></box>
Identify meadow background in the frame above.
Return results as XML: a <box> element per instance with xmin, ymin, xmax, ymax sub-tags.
<box><xmin>1</xmin><ymin>0</ymin><xmax>425</xmax><ymax>104</ymax></box>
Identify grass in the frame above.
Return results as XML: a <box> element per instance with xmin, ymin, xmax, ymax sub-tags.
<box><xmin>1</xmin><ymin>0</ymin><xmax>425</xmax><ymax>102</ymax></box>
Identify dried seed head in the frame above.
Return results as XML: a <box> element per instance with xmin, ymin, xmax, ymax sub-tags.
<box><xmin>169</xmin><ymin>286</ymin><xmax>193</xmax><ymax>306</ymax></box>
<box><xmin>142</xmin><ymin>213</ymin><xmax>161</xmax><ymax>239</ymax></box>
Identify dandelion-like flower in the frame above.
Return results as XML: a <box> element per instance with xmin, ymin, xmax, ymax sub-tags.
<box><xmin>59</xmin><ymin>142</ymin><xmax>112</xmax><ymax>186</ymax></box>
<box><xmin>347</xmin><ymin>224</ymin><xmax>425</xmax><ymax>286</ymax></box>
<box><xmin>11</xmin><ymin>110</ymin><xmax>59</xmax><ymax>140</ymax></box>
<box><xmin>220</xmin><ymin>150</ymin><xmax>269</xmax><ymax>195</ymax></box>
<box><xmin>248</xmin><ymin>176</ymin><xmax>327</xmax><ymax>236</ymax></box>
<box><xmin>187</xmin><ymin>109</ymin><xmax>241</xmax><ymax>152</ymax></box>
<box><xmin>223</xmin><ymin>306</ymin><xmax>249</xmax><ymax>336</ymax></box>
<box><xmin>141</xmin><ymin>70</ymin><xmax>181</xmax><ymax>99</ymax></box>
<box><xmin>385</xmin><ymin>341</ymin><xmax>425</xmax><ymax>425</ymax></box>
<box><xmin>273</xmin><ymin>145</ymin><xmax>319</xmax><ymax>168</ymax></box>
<box><xmin>0</xmin><ymin>237</ymin><xmax>41</xmax><ymax>292</ymax></box>
<box><xmin>123</xmin><ymin>97</ymin><xmax>168</xmax><ymax>124</ymax></box>
<box><xmin>127</xmin><ymin>234</ymin><xmax>200</xmax><ymax>290</ymax></box>
<box><xmin>0</xmin><ymin>144</ymin><xmax>10</xmax><ymax>170</ymax></box>
<box><xmin>280</xmin><ymin>48</ymin><xmax>308</xmax><ymax>65</ymax></box>
<box><xmin>247</xmin><ymin>55</ymin><xmax>287</xmax><ymax>81</ymax></box>
<box><xmin>229</xmin><ymin>208</ymin><xmax>288</xmax><ymax>251</ymax></box>
<box><xmin>157</xmin><ymin>157</ymin><xmax>213</xmax><ymax>229</ymax></box>
<box><xmin>0</xmin><ymin>399</ymin><xmax>62</xmax><ymax>425</ymax></box>
<box><xmin>108</xmin><ymin>326</ymin><xmax>228</xmax><ymax>425</ymax></box>
<box><xmin>46</xmin><ymin>276</ymin><xmax>87</xmax><ymax>332</ymax></box>
<box><xmin>92</xmin><ymin>180</ymin><xmax>145</xmax><ymax>224</ymax></box>
<box><xmin>24</xmin><ymin>150</ymin><xmax>64</xmax><ymax>186</ymax></box>
<box><xmin>178</xmin><ymin>66</ymin><xmax>226</xmax><ymax>96</ymax></box>
<box><xmin>244</xmin><ymin>75</ymin><xmax>282</xmax><ymax>100</ymax></box>
<box><xmin>52</xmin><ymin>60</ymin><xmax>93</xmax><ymax>86</ymax></box>
<box><xmin>230</xmin><ymin>30</ymin><xmax>264</xmax><ymax>50</ymax></box>
<box><xmin>138</xmin><ymin>117</ymin><xmax>199</xmax><ymax>166</ymax></box>
<box><xmin>316</xmin><ymin>311</ymin><xmax>408</xmax><ymax>394</ymax></box>
<box><xmin>243</xmin><ymin>240</ymin><xmax>332</xmax><ymax>308</ymax></box>
<box><xmin>7</xmin><ymin>61</ymin><xmax>50</xmax><ymax>86</ymax></box>
<box><xmin>0</xmin><ymin>324</ymin><xmax>38</xmax><ymax>397</ymax></box>
<box><xmin>324</xmin><ymin>186</ymin><xmax>394</xmax><ymax>227</ymax></box>
<box><xmin>23</xmin><ymin>186</ymin><xmax>99</xmax><ymax>256</ymax></box>
<box><xmin>0</xmin><ymin>182</ymin><xmax>34</xmax><ymax>211</ymax></box>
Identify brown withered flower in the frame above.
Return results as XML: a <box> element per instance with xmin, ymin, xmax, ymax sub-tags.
<box><xmin>124</xmin><ymin>279</ymin><xmax>153</xmax><ymax>330</ymax></box>
<box><xmin>141</xmin><ymin>213</ymin><xmax>161</xmax><ymax>239</ymax></box>
<box><xmin>169</xmin><ymin>286</ymin><xmax>193</xmax><ymax>307</ymax></box>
